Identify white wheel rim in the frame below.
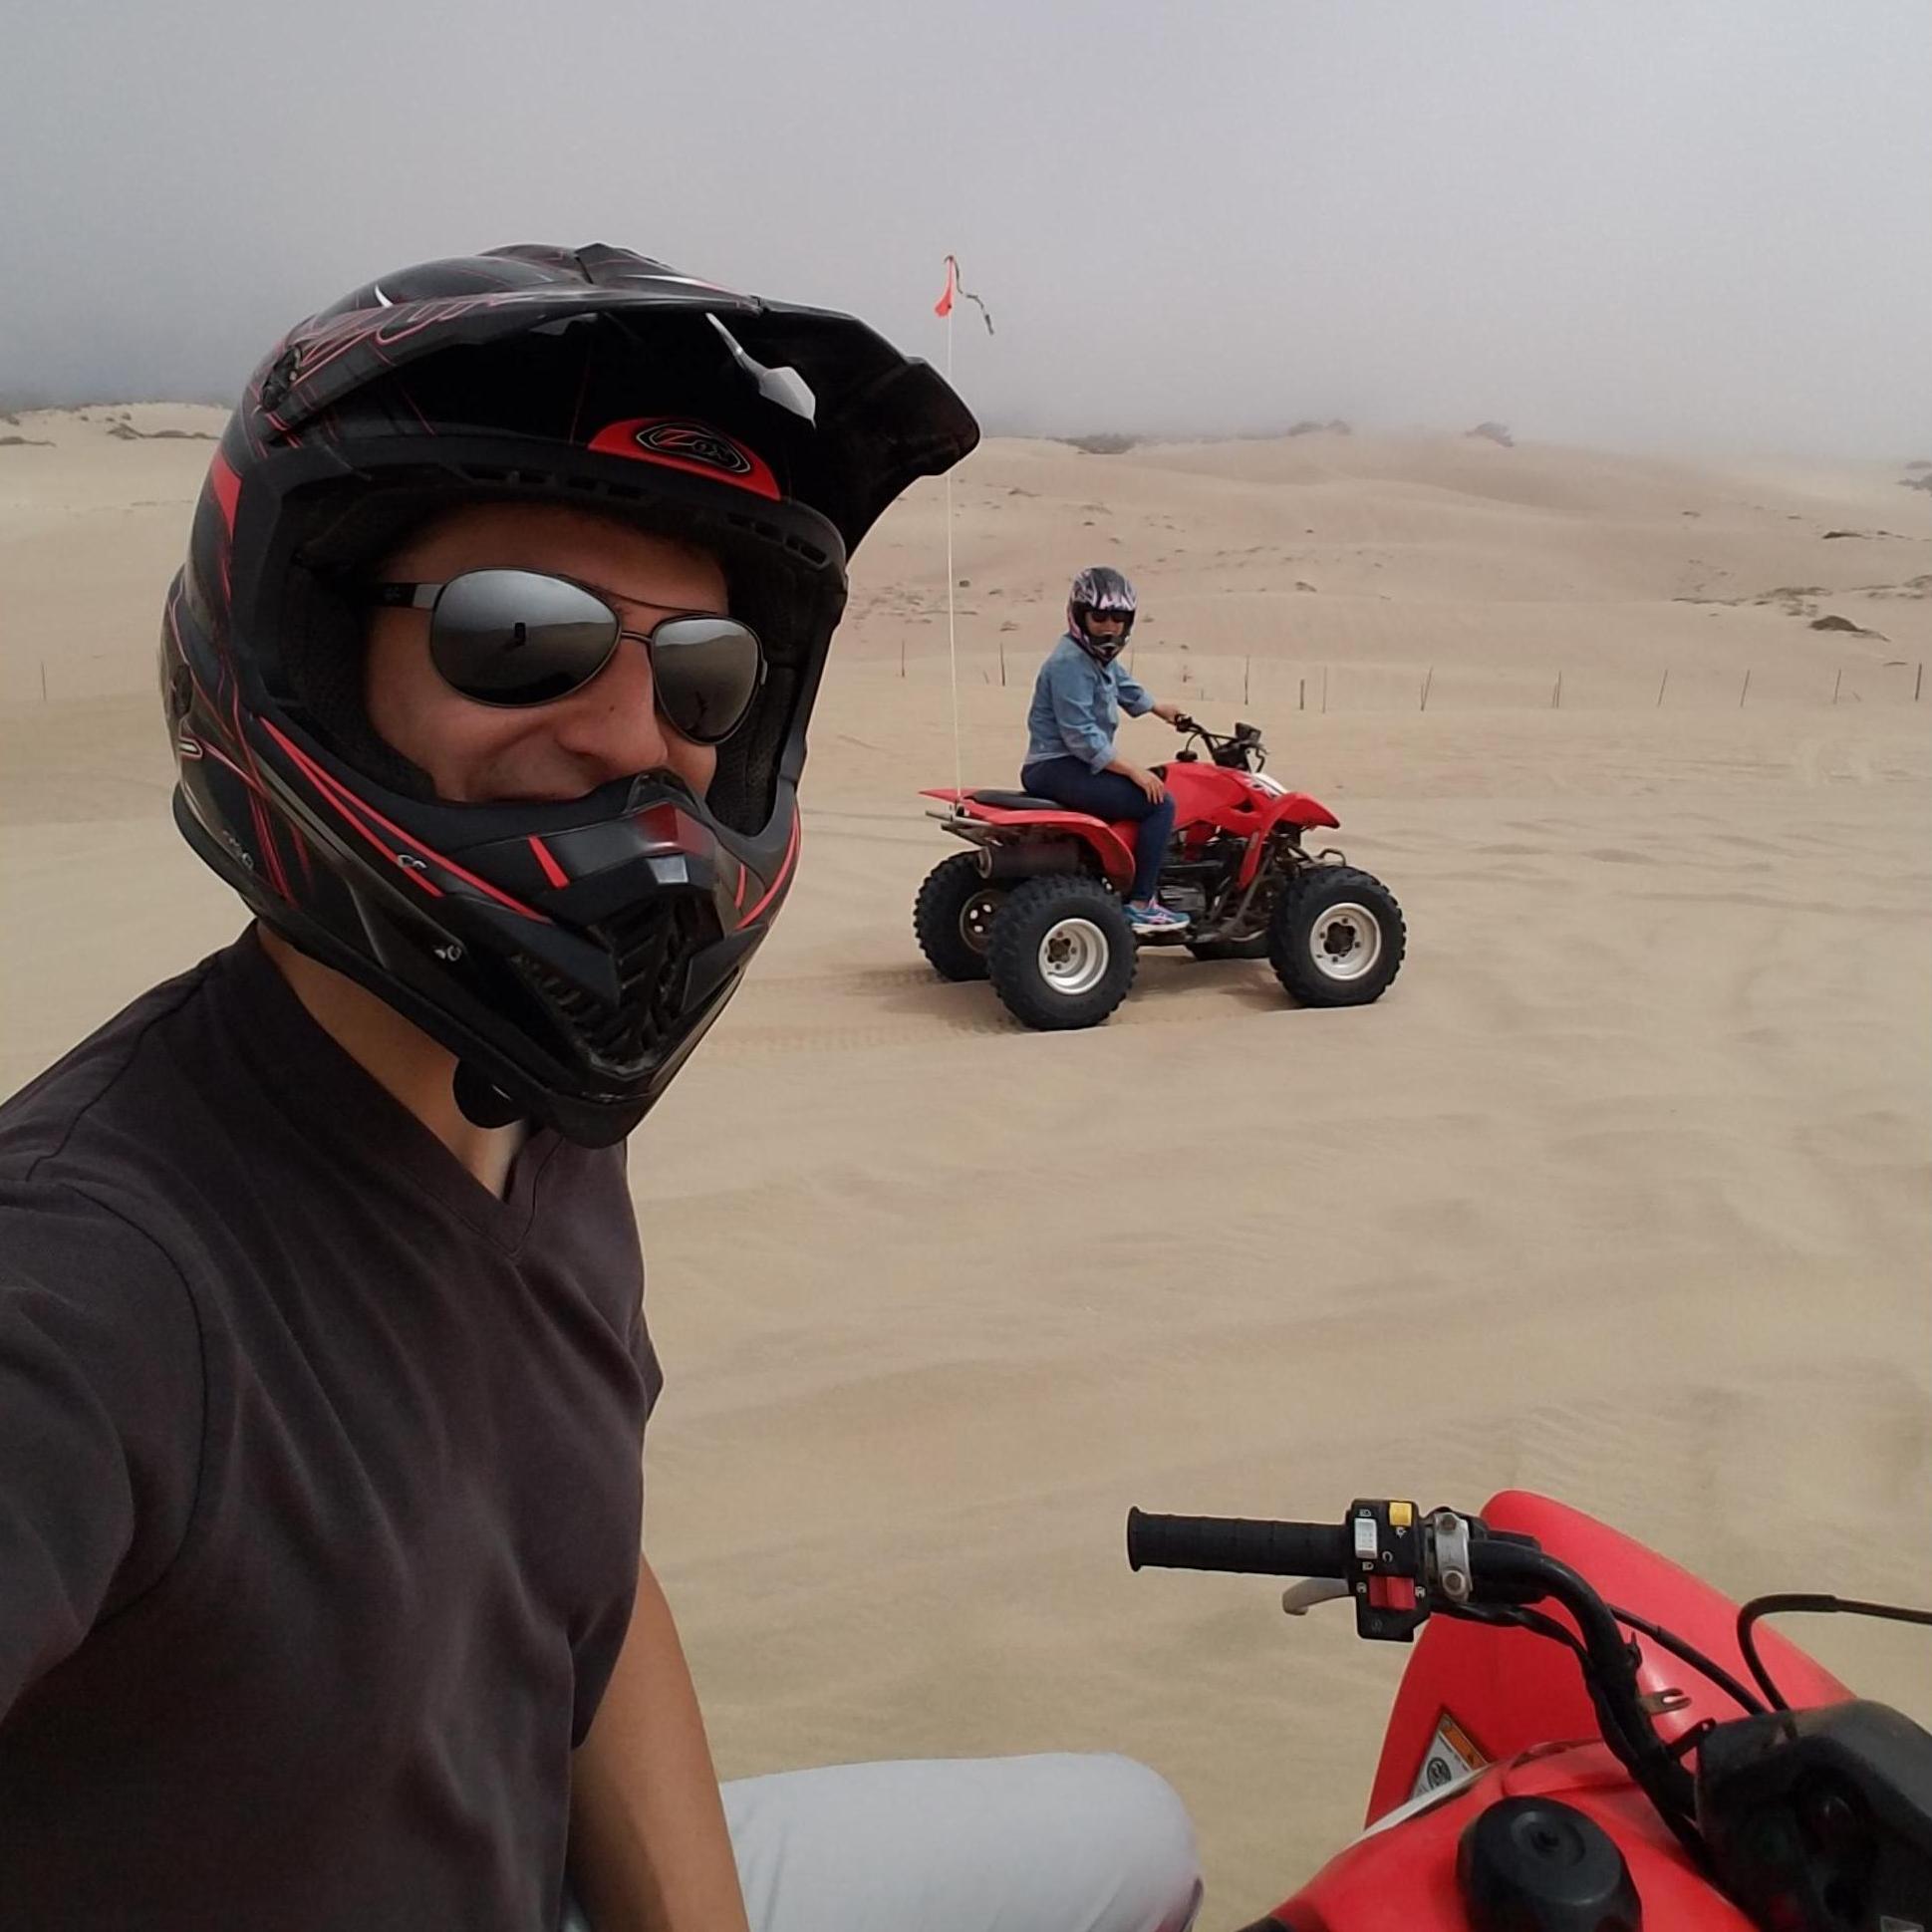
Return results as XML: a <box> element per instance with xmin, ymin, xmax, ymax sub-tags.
<box><xmin>1038</xmin><ymin>917</ymin><xmax>1111</xmax><ymax>995</ymax></box>
<box><xmin>1307</xmin><ymin>901</ymin><xmax>1383</xmax><ymax>981</ymax></box>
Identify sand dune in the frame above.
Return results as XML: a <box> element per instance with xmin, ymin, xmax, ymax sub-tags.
<box><xmin>3</xmin><ymin>410</ymin><xmax>1929</xmax><ymax>1919</ymax></box>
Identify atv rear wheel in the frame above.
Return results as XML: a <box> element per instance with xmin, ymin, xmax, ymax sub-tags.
<box><xmin>986</xmin><ymin>875</ymin><xmax>1137</xmax><ymax>1030</ymax></box>
<box><xmin>1267</xmin><ymin>865</ymin><xmax>1406</xmax><ymax>1006</ymax></box>
<box><xmin>1186</xmin><ymin>932</ymin><xmax>1269</xmax><ymax>963</ymax></box>
<box><xmin>915</xmin><ymin>853</ymin><xmax>1005</xmax><ymax>982</ymax></box>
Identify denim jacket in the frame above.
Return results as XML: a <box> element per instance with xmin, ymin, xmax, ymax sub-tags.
<box><xmin>1022</xmin><ymin>634</ymin><xmax>1153</xmax><ymax>772</ymax></box>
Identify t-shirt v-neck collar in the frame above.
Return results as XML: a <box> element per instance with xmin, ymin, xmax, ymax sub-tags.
<box><xmin>206</xmin><ymin>927</ymin><xmax>562</xmax><ymax>1252</ymax></box>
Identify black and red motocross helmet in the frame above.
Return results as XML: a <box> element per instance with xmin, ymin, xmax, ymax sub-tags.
<box><xmin>161</xmin><ymin>243</ymin><xmax>977</xmax><ymax>1145</ymax></box>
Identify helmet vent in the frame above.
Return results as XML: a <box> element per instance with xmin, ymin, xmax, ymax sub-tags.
<box><xmin>517</xmin><ymin>896</ymin><xmax>714</xmax><ymax>1071</ymax></box>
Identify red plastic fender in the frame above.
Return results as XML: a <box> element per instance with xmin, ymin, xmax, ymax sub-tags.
<box><xmin>920</xmin><ymin>789</ymin><xmax>1139</xmax><ymax>889</ymax></box>
<box><xmin>1365</xmin><ymin>1491</ymin><xmax>1853</xmax><ymax>1826</ymax></box>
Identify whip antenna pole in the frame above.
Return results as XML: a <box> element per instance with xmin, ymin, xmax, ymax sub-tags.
<box><xmin>934</xmin><ymin>254</ymin><xmax>992</xmax><ymax>815</ymax></box>
<box><xmin>945</xmin><ymin>292</ymin><xmax>963</xmax><ymax>810</ymax></box>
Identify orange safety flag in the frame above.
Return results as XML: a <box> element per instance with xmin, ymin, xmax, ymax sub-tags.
<box><xmin>934</xmin><ymin>255</ymin><xmax>993</xmax><ymax>334</ymax></box>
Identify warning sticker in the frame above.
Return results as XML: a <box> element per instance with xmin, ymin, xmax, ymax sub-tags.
<box><xmin>1409</xmin><ymin>1711</ymin><xmax>1489</xmax><ymax>1802</ymax></box>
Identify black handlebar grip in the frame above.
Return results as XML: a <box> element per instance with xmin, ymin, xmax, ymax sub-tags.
<box><xmin>1126</xmin><ymin>1510</ymin><xmax>1352</xmax><ymax>1578</ymax></box>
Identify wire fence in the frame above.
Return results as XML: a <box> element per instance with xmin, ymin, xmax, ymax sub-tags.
<box><xmin>881</xmin><ymin>647</ymin><xmax>1927</xmax><ymax>714</ymax></box>
<box><xmin>10</xmin><ymin>644</ymin><xmax>1925</xmax><ymax>713</ymax></box>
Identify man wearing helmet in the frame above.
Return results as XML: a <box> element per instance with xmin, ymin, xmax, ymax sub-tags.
<box><xmin>0</xmin><ymin>248</ymin><xmax>1201</xmax><ymax>1932</ymax></box>
<box><xmin>1022</xmin><ymin>568</ymin><xmax>1191</xmax><ymax>933</ymax></box>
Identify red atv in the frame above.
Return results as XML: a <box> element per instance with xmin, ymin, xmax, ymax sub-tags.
<box><xmin>1127</xmin><ymin>1493</ymin><xmax>1932</xmax><ymax>1930</ymax></box>
<box><xmin>914</xmin><ymin>715</ymin><xmax>1406</xmax><ymax>1029</ymax></box>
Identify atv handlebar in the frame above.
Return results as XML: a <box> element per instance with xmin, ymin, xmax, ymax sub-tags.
<box><xmin>1127</xmin><ymin>1497</ymin><xmax>1701</xmax><ymax>1853</ymax></box>
<box><xmin>1169</xmin><ymin>714</ymin><xmax>1268</xmax><ymax>772</ymax></box>
<box><xmin>1127</xmin><ymin>1510</ymin><xmax>1351</xmax><ymax>1579</ymax></box>
<box><xmin>1127</xmin><ymin>1501</ymin><xmax>1610</xmax><ymax>1638</ymax></box>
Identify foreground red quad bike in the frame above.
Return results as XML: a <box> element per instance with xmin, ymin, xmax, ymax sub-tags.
<box><xmin>1126</xmin><ymin>1493</ymin><xmax>1932</xmax><ymax>1931</ymax></box>
<box><xmin>915</xmin><ymin>716</ymin><xmax>1405</xmax><ymax>1030</ymax></box>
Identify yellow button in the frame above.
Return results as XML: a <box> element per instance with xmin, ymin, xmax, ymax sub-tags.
<box><xmin>1389</xmin><ymin>1501</ymin><xmax>1414</xmax><ymax>1528</ymax></box>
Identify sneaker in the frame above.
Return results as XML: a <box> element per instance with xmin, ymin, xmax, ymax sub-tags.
<box><xmin>1126</xmin><ymin>900</ymin><xmax>1191</xmax><ymax>933</ymax></box>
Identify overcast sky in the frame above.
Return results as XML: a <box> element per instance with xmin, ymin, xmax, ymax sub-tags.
<box><xmin>5</xmin><ymin>0</ymin><xmax>1928</xmax><ymax>454</ymax></box>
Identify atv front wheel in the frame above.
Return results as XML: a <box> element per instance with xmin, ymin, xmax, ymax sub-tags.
<box><xmin>1267</xmin><ymin>866</ymin><xmax>1406</xmax><ymax>1006</ymax></box>
<box><xmin>986</xmin><ymin>876</ymin><xmax>1137</xmax><ymax>1030</ymax></box>
<box><xmin>915</xmin><ymin>853</ymin><xmax>1005</xmax><ymax>982</ymax></box>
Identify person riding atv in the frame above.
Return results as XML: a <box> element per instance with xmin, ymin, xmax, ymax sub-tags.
<box><xmin>918</xmin><ymin>708</ymin><xmax>1406</xmax><ymax>1030</ymax></box>
<box><xmin>1021</xmin><ymin>567</ymin><xmax>1191</xmax><ymax>935</ymax></box>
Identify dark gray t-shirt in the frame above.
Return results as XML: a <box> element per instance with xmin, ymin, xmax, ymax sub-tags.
<box><xmin>0</xmin><ymin>928</ymin><xmax>661</xmax><ymax>1930</ymax></box>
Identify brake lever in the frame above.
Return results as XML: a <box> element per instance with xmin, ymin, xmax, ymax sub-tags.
<box><xmin>1281</xmin><ymin>1578</ymin><xmax>1352</xmax><ymax>1617</ymax></box>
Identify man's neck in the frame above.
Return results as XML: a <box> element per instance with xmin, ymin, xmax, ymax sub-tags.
<box><xmin>257</xmin><ymin>926</ymin><xmax>527</xmax><ymax>1197</ymax></box>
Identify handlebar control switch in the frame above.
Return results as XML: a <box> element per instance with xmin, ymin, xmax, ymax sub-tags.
<box><xmin>1348</xmin><ymin>1499</ymin><xmax>1430</xmax><ymax>1643</ymax></box>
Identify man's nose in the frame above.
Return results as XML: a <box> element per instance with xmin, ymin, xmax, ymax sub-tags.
<box><xmin>547</xmin><ymin>636</ymin><xmax>673</xmax><ymax>780</ymax></box>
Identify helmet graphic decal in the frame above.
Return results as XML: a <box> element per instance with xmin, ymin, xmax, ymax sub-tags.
<box><xmin>588</xmin><ymin>416</ymin><xmax>780</xmax><ymax>498</ymax></box>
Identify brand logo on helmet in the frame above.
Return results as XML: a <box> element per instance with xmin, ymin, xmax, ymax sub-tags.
<box><xmin>634</xmin><ymin>419</ymin><xmax>753</xmax><ymax>476</ymax></box>
<box><xmin>587</xmin><ymin>416</ymin><xmax>782</xmax><ymax>500</ymax></box>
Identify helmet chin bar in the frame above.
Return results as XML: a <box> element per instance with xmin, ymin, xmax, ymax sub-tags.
<box><xmin>453</xmin><ymin>1060</ymin><xmax>527</xmax><ymax>1130</ymax></box>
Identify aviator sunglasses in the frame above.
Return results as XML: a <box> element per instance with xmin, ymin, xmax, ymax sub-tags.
<box><xmin>367</xmin><ymin>569</ymin><xmax>766</xmax><ymax>744</ymax></box>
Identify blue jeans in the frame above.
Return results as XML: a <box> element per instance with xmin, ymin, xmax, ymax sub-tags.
<box><xmin>1022</xmin><ymin>757</ymin><xmax>1175</xmax><ymax>904</ymax></box>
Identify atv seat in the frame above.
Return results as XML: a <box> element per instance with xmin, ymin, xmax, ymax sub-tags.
<box><xmin>966</xmin><ymin>789</ymin><xmax>1073</xmax><ymax>813</ymax></box>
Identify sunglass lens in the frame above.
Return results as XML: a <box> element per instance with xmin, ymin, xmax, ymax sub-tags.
<box><xmin>647</xmin><ymin>616</ymin><xmax>764</xmax><ymax>744</ymax></box>
<box><xmin>428</xmin><ymin>570</ymin><xmax>619</xmax><ymax>705</ymax></box>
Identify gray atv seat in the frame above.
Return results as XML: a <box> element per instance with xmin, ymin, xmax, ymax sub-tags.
<box><xmin>967</xmin><ymin>789</ymin><xmax>1076</xmax><ymax>812</ymax></box>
